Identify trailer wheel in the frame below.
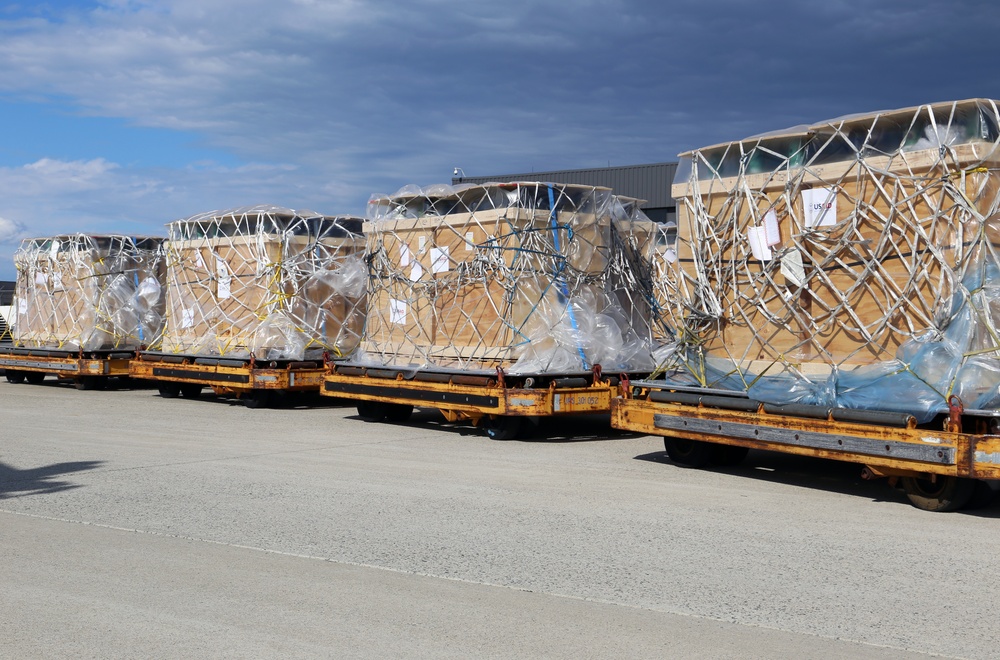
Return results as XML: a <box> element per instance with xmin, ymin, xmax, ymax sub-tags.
<box><xmin>24</xmin><ymin>371</ymin><xmax>45</xmax><ymax>385</ymax></box>
<box><xmin>900</xmin><ymin>475</ymin><xmax>975</xmax><ymax>512</ymax></box>
<box><xmin>663</xmin><ymin>437</ymin><xmax>713</xmax><ymax>468</ymax></box>
<box><xmin>484</xmin><ymin>415</ymin><xmax>522</xmax><ymax>441</ymax></box>
<box><xmin>180</xmin><ymin>384</ymin><xmax>203</xmax><ymax>399</ymax></box>
<box><xmin>5</xmin><ymin>371</ymin><xmax>25</xmax><ymax>384</ymax></box>
<box><xmin>158</xmin><ymin>384</ymin><xmax>181</xmax><ymax>398</ymax></box>
<box><xmin>384</xmin><ymin>403</ymin><xmax>414</xmax><ymax>423</ymax></box>
<box><xmin>357</xmin><ymin>400</ymin><xmax>387</xmax><ymax>422</ymax></box>
<box><xmin>711</xmin><ymin>444</ymin><xmax>750</xmax><ymax>466</ymax></box>
<box><xmin>241</xmin><ymin>390</ymin><xmax>270</xmax><ymax>409</ymax></box>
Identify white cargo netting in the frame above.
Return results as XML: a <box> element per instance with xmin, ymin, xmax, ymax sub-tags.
<box><xmin>13</xmin><ymin>234</ymin><xmax>166</xmax><ymax>351</ymax></box>
<box><xmin>657</xmin><ymin>98</ymin><xmax>1000</xmax><ymax>421</ymax></box>
<box><xmin>360</xmin><ymin>182</ymin><xmax>664</xmax><ymax>374</ymax></box>
<box><xmin>160</xmin><ymin>205</ymin><xmax>366</xmax><ymax>361</ymax></box>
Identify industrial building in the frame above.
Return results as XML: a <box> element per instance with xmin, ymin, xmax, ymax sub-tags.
<box><xmin>452</xmin><ymin>161</ymin><xmax>678</xmax><ymax>224</ymax></box>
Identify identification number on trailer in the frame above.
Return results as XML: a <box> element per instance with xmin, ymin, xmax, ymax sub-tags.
<box><xmin>553</xmin><ymin>393</ymin><xmax>602</xmax><ymax>411</ymax></box>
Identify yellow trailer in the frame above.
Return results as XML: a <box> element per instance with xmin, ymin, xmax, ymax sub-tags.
<box><xmin>322</xmin><ymin>363</ymin><xmax>623</xmax><ymax>439</ymax></box>
<box><xmin>0</xmin><ymin>346</ymin><xmax>133</xmax><ymax>390</ymax></box>
<box><xmin>130</xmin><ymin>352</ymin><xmax>329</xmax><ymax>408</ymax></box>
<box><xmin>611</xmin><ymin>379</ymin><xmax>1000</xmax><ymax>512</ymax></box>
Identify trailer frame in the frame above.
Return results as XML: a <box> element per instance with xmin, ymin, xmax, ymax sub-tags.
<box><xmin>0</xmin><ymin>345</ymin><xmax>134</xmax><ymax>389</ymax></box>
<box><xmin>130</xmin><ymin>351</ymin><xmax>330</xmax><ymax>407</ymax></box>
<box><xmin>611</xmin><ymin>378</ymin><xmax>1000</xmax><ymax>511</ymax></box>
<box><xmin>322</xmin><ymin>363</ymin><xmax>630</xmax><ymax>439</ymax></box>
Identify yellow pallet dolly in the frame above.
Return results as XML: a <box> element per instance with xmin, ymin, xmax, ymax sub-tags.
<box><xmin>322</xmin><ymin>363</ymin><xmax>627</xmax><ymax>439</ymax></box>
<box><xmin>611</xmin><ymin>378</ymin><xmax>1000</xmax><ymax>511</ymax></box>
<box><xmin>130</xmin><ymin>351</ymin><xmax>329</xmax><ymax>408</ymax></box>
<box><xmin>0</xmin><ymin>346</ymin><xmax>133</xmax><ymax>389</ymax></box>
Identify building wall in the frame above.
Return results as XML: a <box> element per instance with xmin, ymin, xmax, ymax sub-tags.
<box><xmin>452</xmin><ymin>162</ymin><xmax>678</xmax><ymax>224</ymax></box>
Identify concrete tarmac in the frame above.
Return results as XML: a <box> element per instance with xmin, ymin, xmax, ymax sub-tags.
<box><xmin>2</xmin><ymin>379</ymin><xmax>997</xmax><ymax>658</ymax></box>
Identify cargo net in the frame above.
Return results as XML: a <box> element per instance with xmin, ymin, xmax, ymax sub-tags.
<box><xmin>160</xmin><ymin>206</ymin><xmax>366</xmax><ymax>361</ymax></box>
<box><xmin>12</xmin><ymin>234</ymin><xmax>165</xmax><ymax>351</ymax></box>
<box><xmin>658</xmin><ymin>99</ymin><xmax>1000</xmax><ymax>422</ymax></box>
<box><xmin>360</xmin><ymin>182</ymin><xmax>663</xmax><ymax>374</ymax></box>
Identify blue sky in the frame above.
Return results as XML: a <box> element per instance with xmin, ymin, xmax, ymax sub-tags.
<box><xmin>0</xmin><ymin>0</ymin><xmax>997</xmax><ymax>278</ymax></box>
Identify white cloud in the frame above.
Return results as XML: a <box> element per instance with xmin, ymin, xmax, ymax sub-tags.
<box><xmin>0</xmin><ymin>216</ymin><xmax>26</xmax><ymax>243</ymax></box>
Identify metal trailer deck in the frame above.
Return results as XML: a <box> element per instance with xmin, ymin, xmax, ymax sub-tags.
<box><xmin>611</xmin><ymin>379</ymin><xmax>1000</xmax><ymax>512</ymax></box>
<box><xmin>322</xmin><ymin>363</ymin><xmax>632</xmax><ymax>439</ymax></box>
<box><xmin>130</xmin><ymin>352</ymin><xmax>330</xmax><ymax>408</ymax></box>
<box><xmin>0</xmin><ymin>345</ymin><xmax>133</xmax><ymax>389</ymax></box>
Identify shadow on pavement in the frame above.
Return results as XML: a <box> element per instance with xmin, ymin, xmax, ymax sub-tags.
<box><xmin>0</xmin><ymin>460</ymin><xmax>104</xmax><ymax>499</ymax></box>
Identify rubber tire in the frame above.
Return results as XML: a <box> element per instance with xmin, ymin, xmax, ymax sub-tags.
<box><xmin>180</xmin><ymin>384</ymin><xmax>203</xmax><ymax>399</ymax></box>
<box><xmin>5</xmin><ymin>371</ymin><xmax>25</xmax><ymax>384</ymax></box>
<box><xmin>242</xmin><ymin>390</ymin><xmax>270</xmax><ymax>409</ymax></box>
<box><xmin>158</xmin><ymin>383</ymin><xmax>181</xmax><ymax>398</ymax></box>
<box><xmin>384</xmin><ymin>403</ymin><xmax>414</xmax><ymax>423</ymax></box>
<box><xmin>357</xmin><ymin>400</ymin><xmax>387</xmax><ymax>422</ymax></box>
<box><xmin>484</xmin><ymin>415</ymin><xmax>522</xmax><ymax>441</ymax></box>
<box><xmin>711</xmin><ymin>444</ymin><xmax>750</xmax><ymax>466</ymax></box>
<box><xmin>663</xmin><ymin>437</ymin><xmax>714</xmax><ymax>468</ymax></box>
<box><xmin>900</xmin><ymin>475</ymin><xmax>975</xmax><ymax>512</ymax></box>
<box><xmin>24</xmin><ymin>371</ymin><xmax>45</xmax><ymax>385</ymax></box>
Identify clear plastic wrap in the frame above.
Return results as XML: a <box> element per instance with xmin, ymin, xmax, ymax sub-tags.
<box><xmin>159</xmin><ymin>205</ymin><xmax>366</xmax><ymax>361</ymax></box>
<box><xmin>656</xmin><ymin>99</ymin><xmax>1000</xmax><ymax>422</ymax></box>
<box><xmin>359</xmin><ymin>182</ymin><xmax>659</xmax><ymax>373</ymax></box>
<box><xmin>12</xmin><ymin>234</ymin><xmax>166</xmax><ymax>351</ymax></box>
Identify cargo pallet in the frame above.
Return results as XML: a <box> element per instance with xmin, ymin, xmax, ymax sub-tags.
<box><xmin>130</xmin><ymin>352</ymin><xmax>330</xmax><ymax>408</ymax></box>
<box><xmin>611</xmin><ymin>379</ymin><xmax>1000</xmax><ymax>512</ymax></box>
<box><xmin>0</xmin><ymin>345</ymin><xmax>134</xmax><ymax>389</ymax></box>
<box><xmin>322</xmin><ymin>363</ymin><xmax>632</xmax><ymax>439</ymax></box>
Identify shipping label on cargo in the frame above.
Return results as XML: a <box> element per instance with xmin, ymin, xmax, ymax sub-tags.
<box><xmin>216</xmin><ymin>257</ymin><xmax>232</xmax><ymax>300</ymax></box>
<box><xmin>802</xmin><ymin>188</ymin><xmax>837</xmax><ymax>228</ymax></box>
<box><xmin>747</xmin><ymin>226</ymin><xmax>772</xmax><ymax>261</ymax></box>
<box><xmin>763</xmin><ymin>209</ymin><xmax>781</xmax><ymax>245</ymax></box>
<box><xmin>50</xmin><ymin>271</ymin><xmax>64</xmax><ymax>291</ymax></box>
<box><xmin>430</xmin><ymin>247</ymin><xmax>450</xmax><ymax>274</ymax></box>
<box><xmin>389</xmin><ymin>298</ymin><xmax>407</xmax><ymax>324</ymax></box>
<box><xmin>181</xmin><ymin>306</ymin><xmax>195</xmax><ymax>329</ymax></box>
<box><xmin>780</xmin><ymin>250</ymin><xmax>806</xmax><ymax>287</ymax></box>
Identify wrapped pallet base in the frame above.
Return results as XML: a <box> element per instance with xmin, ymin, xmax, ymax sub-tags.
<box><xmin>12</xmin><ymin>234</ymin><xmax>165</xmax><ymax>351</ymax></box>
<box><xmin>160</xmin><ymin>206</ymin><xmax>366</xmax><ymax>361</ymax></box>
<box><xmin>659</xmin><ymin>98</ymin><xmax>1000</xmax><ymax>421</ymax></box>
<box><xmin>360</xmin><ymin>182</ymin><xmax>661</xmax><ymax>374</ymax></box>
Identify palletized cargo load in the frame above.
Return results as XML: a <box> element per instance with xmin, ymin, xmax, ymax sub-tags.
<box><xmin>2</xmin><ymin>233</ymin><xmax>165</xmax><ymax>389</ymax></box>
<box><xmin>12</xmin><ymin>234</ymin><xmax>165</xmax><ymax>351</ymax></box>
<box><xmin>657</xmin><ymin>98</ymin><xmax>1000</xmax><ymax>422</ymax></box>
<box><xmin>133</xmin><ymin>205</ymin><xmax>366</xmax><ymax>407</ymax></box>
<box><xmin>616</xmin><ymin>99</ymin><xmax>1000</xmax><ymax>511</ymax></box>
<box><xmin>159</xmin><ymin>205</ymin><xmax>366</xmax><ymax>361</ymax></box>
<box><xmin>360</xmin><ymin>182</ymin><xmax>662</xmax><ymax>374</ymax></box>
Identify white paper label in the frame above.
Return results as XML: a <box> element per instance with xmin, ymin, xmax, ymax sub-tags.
<box><xmin>389</xmin><ymin>298</ymin><xmax>407</xmax><ymax>324</ymax></box>
<box><xmin>418</xmin><ymin>235</ymin><xmax>426</xmax><ymax>251</ymax></box>
<box><xmin>35</xmin><ymin>271</ymin><xmax>48</xmax><ymax>286</ymax></box>
<box><xmin>195</xmin><ymin>251</ymin><xmax>206</xmax><ymax>270</ymax></box>
<box><xmin>781</xmin><ymin>250</ymin><xmax>806</xmax><ymax>286</ymax></box>
<box><xmin>181</xmin><ymin>307</ymin><xmax>195</xmax><ymax>329</ymax></box>
<box><xmin>51</xmin><ymin>271</ymin><xmax>64</xmax><ymax>290</ymax></box>
<box><xmin>216</xmin><ymin>257</ymin><xmax>232</xmax><ymax>299</ymax></box>
<box><xmin>17</xmin><ymin>297</ymin><xmax>26</xmax><ymax>315</ymax></box>
<box><xmin>803</xmin><ymin>188</ymin><xmax>837</xmax><ymax>228</ymax></box>
<box><xmin>399</xmin><ymin>245</ymin><xmax>411</xmax><ymax>267</ymax></box>
<box><xmin>430</xmin><ymin>246</ymin><xmax>450</xmax><ymax>274</ymax></box>
<box><xmin>763</xmin><ymin>209</ymin><xmax>781</xmax><ymax>245</ymax></box>
<box><xmin>409</xmin><ymin>261</ymin><xmax>424</xmax><ymax>281</ymax></box>
<box><xmin>465</xmin><ymin>232</ymin><xmax>474</xmax><ymax>251</ymax></box>
<box><xmin>748</xmin><ymin>226</ymin><xmax>772</xmax><ymax>261</ymax></box>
